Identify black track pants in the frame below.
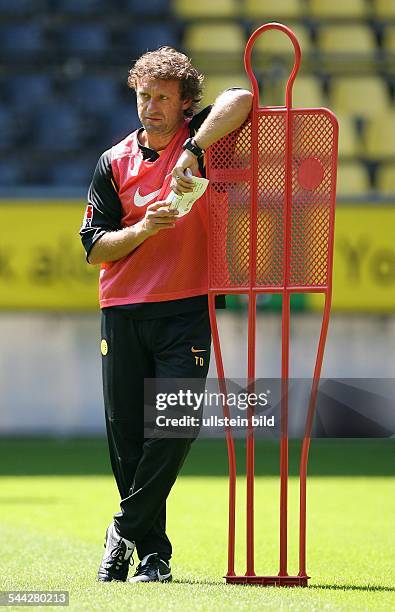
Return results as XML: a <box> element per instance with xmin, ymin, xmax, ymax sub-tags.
<box><xmin>101</xmin><ymin>307</ymin><xmax>211</xmax><ymax>562</ymax></box>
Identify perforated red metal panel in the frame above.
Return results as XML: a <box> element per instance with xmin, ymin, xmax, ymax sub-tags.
<box><xmin>208</xmin><ymin>121</ymin><xmax>252</xmax><ymax>288</ymax></box>
<box><xmin>207</xmin><ymin>109</ymin><xmax>337</xmax><ymax>291</ymax></box>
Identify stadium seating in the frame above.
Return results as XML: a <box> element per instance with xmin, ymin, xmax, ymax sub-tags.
<box><xmin>244</xmin><ymin>0</ymin><xmax>304</xmax><ymax>19</ymax></box>
<box><xmin>318</xmin><ymin>24</ymin><xmax>377</xmax><ymax>54</ymax></box>
<box><xmin>201</xmin><ymin>75</ymin><xmax>251</xmax><ymax>107</ymax></box>
<box><xmin>376</xmin><ymin>164</ymin><xmax>395</xmax><ymax>194</ymax></box>
<box><xmin>292</xmin><ymin>76</ymin><xmax>326</xmax><ymax>109</ymax></box>
<box><xmin>331</xmin><ymin>77</ymin><xmax>390</xmax><ymax>119</ymax></box>
<box><xmin>364</xmin><ymin>112</ymin><xmax>395</xmax><ymax>159</ymax></box>
<box><xmin>173</xmin><ymin>0</ymin><xmax>239</xmax><ymax>18</ymax></box>
<box><xmin>48</xmin><ymin>159</ymin><xmax>95</xmax><ymax>187</ymax></box>
<box><xmin>336</xmin><ymin>162</ymin><xmax>371</xmax><ymax>196</ymax></box>
<box><xmin>183</xmin><ymin>22</ymin><xmax>246</xmax><ymax>71</ymax></box>
<box><xmin>383</xmin><ymin>26</ymin><xmax>395</xmax><ymax>51</ymax></box>
<box><xmin>7</xmin><ymin>75</ymin><xmax>54</xmax><ymax>110</ymax></box>
<box><xmin>251</xmin><ymin>23</ymin><xmax>312</xmax><ymax>54</ymax></box>
<box><xmin>0</xmin><ymin>105</ymin><xmax>19</xmax><ymax>151</ymax></box>
<box><xmin>0</xmin><ymin>0</ymin><xmax>48</xmax><ymax>12</ymax></box>
<box><xmin>336</xmin><ymin>114</ymin><xmax>361</xmax><ymax>158</ymax></box>
<box><xmin>183</xmin><ymin>22</ymin><xmax>245</xmax><ymax>53</ymax></box>
<box><xmin>53</xmin><ymin>0</ymin><xmax>108</xmax><ymax>13</ymax></box>
<box><xmin>106</xmin><ymin>103</ymin><xmax>140</xmax><ymax>145</ymax></box>
<box><xmin>124</xmin><ymin>0</ymin><xmax>171</xmax><ymax>15</ymax></box>
<box><xmin>372</xmin><ymin>0</ymin><xmax>395</xmax><ymax>18</ymax></box>
<box><xmin>66</xmin><ymin>76</ymin><xmax>122</xmax><ymax>113</ymax></box>
<box><xmin>0</xmin><ymin>23</ymin><xmax>46</xmax><ymax>56</ymax></box>
<box><xmin>0</xmin><ymin>0</ymin><xmax>393</xmax><ymax>196</ymax></box>
<box><xmin>125</xmin><ymin>23</ymin><xmax>180</xmax><ymax>55</ymax></box>
<box><xmin>33</xmin><ymin>103</ymin><xmax>87</xmax><ymax>153</ymax></box>
<box><xmin>0</xmin><ymin>160</ymin><xmax>24</xmax><ymax>186</ymax></box>
<box><xmin>58</xmin><ymin>24</ymin><xmax>109</xmax><ymax>54</ymax></box>
<box><xmin>307</xmin><ymin>0</ymin><xmax>368</xmax><ymax>18</ymax></box>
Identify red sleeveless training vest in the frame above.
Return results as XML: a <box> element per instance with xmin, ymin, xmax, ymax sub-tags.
<box><xmin>98</xmin><ymin>122</ymin><xmax>209</xmax><ymax>308</ymax></box>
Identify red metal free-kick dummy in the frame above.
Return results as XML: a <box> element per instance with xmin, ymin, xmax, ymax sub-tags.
<box><xmin>206</xmin><ymin>22</ymin><xmax>338</xmax><ymax>587</ymax></box>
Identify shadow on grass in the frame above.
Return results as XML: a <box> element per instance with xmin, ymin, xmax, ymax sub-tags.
<box><xmin>312</xmin><ymin>583</ymin><xmax>395</xmax><ymax>593</ymax></box>
<box><xmin>172</xmin><ymin>579</ymin><xmax>395</xmax><ymax>592</ymax></box>
<box><xmin>171</xmin><ymin>579</ymin><xmax>223</xmax><ymax>587</ymax></box>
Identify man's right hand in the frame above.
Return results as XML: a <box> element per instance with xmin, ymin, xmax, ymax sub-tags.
<box><xmin>140</xmin><ymin>200</ymin><xmax>179</xmax><ymax>236</ymax></box>
<box><xmin>88</xmin><ymin>200</ymin><xmax>178</xmax><ymax>265</ymax></box>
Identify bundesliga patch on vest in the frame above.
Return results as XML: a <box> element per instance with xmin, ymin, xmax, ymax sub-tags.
<box><xmin>82</xmin><ymin>204</ymin><xmax>93</xmax><ymax>228</ymax></box>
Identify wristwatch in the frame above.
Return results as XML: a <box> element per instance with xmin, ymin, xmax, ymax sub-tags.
<box><xmin>182</xmin><ymin>137</ymin><xmax>205</xmax><ymax>158</ymax></box>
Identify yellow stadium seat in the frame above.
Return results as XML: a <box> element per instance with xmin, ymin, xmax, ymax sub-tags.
<box><xmin>331</xmin><ymin>77</ymin><xmax>390</xmax><ymax>118</ymax></box>
<box><xmin>364</xmin><ymin>112</ymin><xmax>395</xmax><ymax>158</ymax></box>
<box><xmin>292</xmin><ymin>76</ymin><xmax>325</xmax><ymax>108</ymax></box>
<box><xmin>308</xmin><ymin>0</ymin><xmax>368</xmax><ymax>18</ymax></box>
<box><xmin>173</xmin><ymin>0</ymin><xmax>239</xmax><ymax>18</ymax></box>
<box><xmin>336</xmin><ymin>114</ymin><xmax>361</xmax><ymax>158</ymax></box>
<box><xmin>318</xmin><ymin>24</ymin><xmax>376</xmax><ymax>54</ymax></box>
<box><xmin>377</xmin><ymin>164</ymin><xmax>395</xmax><ymax>194</ymax></box>
<box><xmin>383</xmin><ymin>26</ymin><xmax>395</xmax><ymax>51</ymax></box>
<box><xmin>201</xmin><ymin>74</ymin><xmax>251</xmax><ymax>106</ymax></box>
<box><xmin>244</xmin><ymin>0</ymin><xmax>304</xmax><ymax>19</ymax></box>
<box><xmin>252</xmin><ymin>23</ymin><xmax>311</xmax><ymax>54</ymax></box>
<box><xmin>336</xmin><ymin>162</ymin><xmax>370</xmax><ymax>196</ymax></box>
<box><xmin>184</xmin><ymin>22</ymin><xmax>245</xmax><ymax>53</ymax></box>
<box><xmin>372</xmin><ymin>0</ymin><xmax>395</xmax><ymax>18</ymax></box>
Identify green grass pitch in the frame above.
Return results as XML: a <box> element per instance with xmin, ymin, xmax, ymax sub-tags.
<box><xmin>0</xmin><ymin>438</ymin><xmax>394</xmax><ymax>611</ymax></box>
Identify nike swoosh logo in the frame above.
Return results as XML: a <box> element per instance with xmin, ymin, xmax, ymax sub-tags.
<box><xmin>124</xmin><ymin>541</ymin><xmax>134</xmax><ymax>560</ymax></box>
<box><xmin>157</xmin><ymin>569</ymin><xmax>172</xmax><ymax>581</ymax></box>
<box><xmin>134</xmin><ymin>187</ymin><xmax>161</xmax><ymax>207</ymax></box>
<box><xmin>191</xmin><ymin>347</ymin><xmax>207</xmax><ymax>353</ymax></box>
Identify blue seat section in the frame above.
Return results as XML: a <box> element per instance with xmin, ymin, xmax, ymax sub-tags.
<box><xmin>0</xmin><ymin>24</ymin><xmax>46</xmax><ymax>55</ymax></box>
<box><xmin>127</xmin><ymin>23</ymin><xmax>179</xmax><ymax>54</ymax></box>
<box><xmin>67</xmin><ymin>76</ymin><xmax>121</xmax><ymax>112</ymax></box>
<box><xmin>0</xmin><ymin>106</ymin><xmax>19</xmax><ymax>150</ymax></box>
<box><xmin>53</xmin><ymin>0</ymin><xmax>108</xmax><ymax>13</ymax></box>
<box><xmin>60</xmin><ymin>24</ymin><xmax>109</xmax><ymax>53</ymax></box>
<box><xmin>0</xmin><ymin>0</ymin><xmax>48</xmax><ymax>12</ymax></box>
<box><xmin>0</xmin><ymin>160</ymin><xmax>23</xmax><ymax>186</ymax></box>
<box><xmin>24</xmin><ymin>159</ymin><xmax>50</xmax><ymax>184</ymax></box>
<box><xmin>123</xmin><ymin>0</ymin><xmax>171</xmax><ymax>16</ymax></box>
<box><xmin>7</xmin><ymin>75</ymin><xmax>54</xmax><ymax>110</ymax></box>
<box><xmin>48</xmin><ymin>159</ymin><xmax>95</xmax><ymax>186</ymax></box>
<box><xmin>33</xmin><ymin>103</ymin><xmax>86</xmax><ymax>152</ymax></box>
<box><xmin>106</xmin><ymin>103</ymin><xmax>140</xmax><ymax>145</ymax></box>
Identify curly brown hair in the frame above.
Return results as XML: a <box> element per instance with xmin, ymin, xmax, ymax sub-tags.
<box><xmin>127</xmin><ymin>46</ymin><xmax>204</xmax><ymax>117</ymax></box>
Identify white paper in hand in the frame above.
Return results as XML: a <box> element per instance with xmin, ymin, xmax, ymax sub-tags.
<box><xmin>166</xmin><ymin>169</ymin><xmax>209</xmax><ymax>217</ymax></box>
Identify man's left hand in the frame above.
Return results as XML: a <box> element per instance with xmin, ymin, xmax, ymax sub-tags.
<box><xmin>170</xmin><ymin>150</ymin><xmax>199</xmax><ymax>195</ymax></box>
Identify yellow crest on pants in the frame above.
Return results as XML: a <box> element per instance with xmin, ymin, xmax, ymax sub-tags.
<box><xmin>101</xmin><ymin>339</ymin><xmax>108</xmax><ymax>356</ymax></box>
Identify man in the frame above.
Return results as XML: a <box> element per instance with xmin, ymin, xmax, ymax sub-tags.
<box><xmin>80</xmin><ymin>46</ymin><xmax>252</xmax><ymax>584</ymax></box>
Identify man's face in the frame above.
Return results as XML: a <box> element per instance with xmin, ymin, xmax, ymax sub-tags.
<box><xmin>136</xmin><ymin>77</ymin><xmax>191</xmax><ymax>136</ymax></box>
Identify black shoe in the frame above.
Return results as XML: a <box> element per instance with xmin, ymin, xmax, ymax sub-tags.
<box><xmin>128</xmin><ymin>553</ymin><xmax>172</xmax><ymax>583</ymax></box>
<box><xmin>97</xmin><ymin>522</ymin><xmax>135</xmax><ymax>582</ymax></box>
